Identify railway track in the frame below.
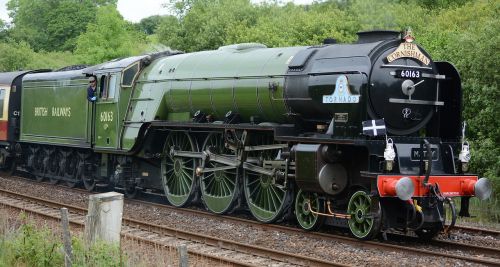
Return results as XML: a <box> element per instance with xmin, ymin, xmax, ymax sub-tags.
<box><xmin>385</xmin><ymin>233</ymin><xmax>500</xmax><ymax>261</ymax></box>
<box><xmin>126</xmin><ymin>196</ymin><xmax>500</xmax><ymax>265</ymax></box>
<box><xmin>452</xmin><ymin>225</ymin><xmax>500</xmax><ymax>237</ymax></box>
<box><xmin>2</xmin><ymin>175</ymin><xmax>500</xmax><ymax>266</ymax></box>
<box><xmin>0</xmin><ymin>188</ymin><xmax>344</xmax><ymax>267</ymax></box>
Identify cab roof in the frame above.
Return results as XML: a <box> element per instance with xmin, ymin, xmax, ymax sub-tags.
<box><xmin>0</xmin><ymin>71</ymin><xmax>37</xmax><ymax>85</ymax></box>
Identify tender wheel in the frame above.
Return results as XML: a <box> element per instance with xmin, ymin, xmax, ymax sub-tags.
<box><xmin>295</xmin><ymin>189</ymin><xmax>324</xmax><ymax>231</ymax></box>
<box><xmin>161</xmin><ymin>131</ymin><xmax>198</xmax><ymax>207</ymax></box>
<box><xmin>200</xmin><ymin>132</ymin><xmax>239</xmax><ymax>214</ymax></box>
<box><xmin>82</xmin><ymin>173</ymin><xmax>96</xmax><ymax>191</ymax></box>
<box><xmin>66</xmin><ymin>179</ymin><xmax>77</xmax><ymax>188</ymax></box>
<box><xmin>81</xmin><ymin>154</ymin><xmax>96</xmax><ymax>191</ymax></box>
<box><xmin>33</xmin><ymin>147</ymin><xmax>46</xmax><ymax>182</ymax></box>
<box><xmin>35</xmin><ymin>175</ymin><xmax>45</xmax><ymax>182</ymax></box>
<box><xmin>47</xmin><ymin>150</ymin><xmax>61</xmax><ymax>185</ymax></box>
<box><xmin>5</xmin><ymin>160</ymin><xmax>16</xmax><ymax>176</ymax></box>
<box><xmin>65</xmin><ymin>152</ymin><xmax>80</xmax><ymax>188</ymax></box>
<box><xmin>66</xmin><ymin>181</ymin><xmax>78</xmax><ymax>188</ymax></box>
<box><xmin>243</xmin><ymin>136</ymin><xmax>292</xmax><ymax>223</ymax></box>
<box><xmin>0</xmin><ymin>154</ymin><xmax>16</xmax><ymax>176</ymax></box>
<box><xmin>347</xmin><ymin>191</ymin><xmax>381</xmax><ymax>240</ymax></box>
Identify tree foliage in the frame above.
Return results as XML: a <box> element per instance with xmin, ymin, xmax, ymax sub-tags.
<box><xmin>74</xmin><ymin>5</ymin><xmax>146</xmax><ymax>64</ymax></box>
<box><xmin>158</xmin><ymin>0</ymin><xmax>260</xmax><ymax>52</ymax></box>
<box><xmin>227</xmin><ymin>3</ymin><xmax>357</xmax><ymax>47</ymax></box>
<box><xmin>27</xmin><ymin>51</ymin><xmax>80</xmax><ymax>71</ymax></box>
<box><xmin>156</xmin><ymin>0</ymin><xmax>429</xmax><ymax>51</ymax></box>
<box><xmin>156</xmin><ymin>0</ymin><xmax>499</xmax><ymax>195</ymax></box>
<box><xmin>408</xmin><ymin>0</ymin><xmax>499</xmax><ymax>193</ymax></box>
<box><xmin>6</xmin><ymin>0</ymin><xmax>117</xmax><ymax>52</ymax></box>
<box><xmin>136</xmin><ymin>15</ymin><xmax>164</xmax><ymax>35</ymax></box>
<box><xmin>0</xmin><ymin>41</ymin><xmax>33</xmax><ymax>71</ymax></box>
<box><xmin>0</xmin><ymin>0</ymin><xmax>497</xmax><ymax>196</ymax></box>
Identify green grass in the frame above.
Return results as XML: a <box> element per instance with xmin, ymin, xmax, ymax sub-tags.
<box><xmin>0</xmin><ymin>210</ymin><xmax>224</xmax><ymax>266</ymax></box>
<box><xmin>0</xmin><ymin>214</ymin><xmax>122</xmax><ymax>267</ymax></box>
<box><xmin>0</xmin><ymin>212</ymin><xmax>205</xmax><ymax>267</ymax></box>
<box><xmin>446</xmin><ymin>196</ymin><xmax>500</xmax><ymax>229</ymax></box>
<box><xmin>458</xmin><ymin>196</ymin><xmax>500</xmax><ymax>226</ymax></box>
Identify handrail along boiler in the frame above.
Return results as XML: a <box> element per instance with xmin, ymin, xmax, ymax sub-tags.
<box><xmin>0</xmin><ymin>28</ymin><xmax>492</xmax><ymax>240</ymax></box>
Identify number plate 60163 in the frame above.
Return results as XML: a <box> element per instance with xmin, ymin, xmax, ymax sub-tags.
<box><xmin>395</xmin><ymin>69</ymin><xmax>421</xmax><ymax>79</ymax></box>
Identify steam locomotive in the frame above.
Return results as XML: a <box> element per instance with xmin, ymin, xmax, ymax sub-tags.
<box><xmin>0</xmin><ymin>29</ymin><xmax>491</xmax><ymax>239</ymax></box>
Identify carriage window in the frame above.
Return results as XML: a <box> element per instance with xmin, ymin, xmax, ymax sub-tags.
<box><xmin>0</xmin><ymin>89</ymin><xmax>5</xmax><ymax>118</ymax></box>
<box><xmin>122</xmin><ymin>62</ymin><xmax>139</xmax><ymax>87</ymax></box>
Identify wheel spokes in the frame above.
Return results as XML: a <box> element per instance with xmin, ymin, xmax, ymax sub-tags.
<box><xmin>243</xmin><ymin>135</ymin><xmax>291</xmax><ymax>223</ymax></box>
<box><xmin>200</xmin><ymin>132</ymin><xmax>239</xmax><ymax>214</ymax></box>
<box><xmin>295</xmin><ymin>190</ymin><xmax>323</xmax><ymax>230</ymax></box>
<box><xmin>347</xmin><ymin>191</ymin><xmax>380</xmax><ymax>239</ymax></box>
<box><xmin>161</xmin><ymin>132</ymin><xmax>197</xmax><ymax>207</ymax></box>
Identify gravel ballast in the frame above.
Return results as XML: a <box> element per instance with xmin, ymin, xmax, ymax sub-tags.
<box><xmin>1</xmin><ymin>175</ymin><xmax>498</xmax><ymax>266</ymax></box>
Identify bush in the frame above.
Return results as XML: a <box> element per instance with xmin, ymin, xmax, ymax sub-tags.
<box><xmin>427</xmin><ymin>2</ymin><xmax>499</xmax><ymax>195</ymax></box>
<box><xmin>0</xmin><ymin>40</ymin><xmax>34</xmax><ymax>71</ymax></box>
<box><xmin>27</xmin><ymin>51</ymin><xmax>80</xmax><ymax>71</ymax></box>
<box><xmin>0</xmin><ymin>223</ymin><xmax>64</xmax><ymax>267</ymax></box>
<box><xmin>75</xmin><ymin>5</ymin><xmax>147</xmax><ymax>64</ymax></box>
<box><xmin>0</xmin><ymin>219</ymin><xmax>123</xmax><ymax>267</ymax></box>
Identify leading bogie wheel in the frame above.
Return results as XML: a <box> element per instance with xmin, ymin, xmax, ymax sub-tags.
<box><xmin>347</xmin><ymin>191</ymin><xmax>382</xmax><ymax>240</ymax></box>
<box><xmin>200</xmin><ymin>132</ymin><xmax>239</xmax><ymax>214</ymax></box>
<box><xmin>295</xmin><ymin>189</ymin><xmax>325</xmax><ymax>231</ymax></box>
<box><xmin>161</xmin><ymin>131</ymin><xmax>198</xmax><ymax>207</ymax></box>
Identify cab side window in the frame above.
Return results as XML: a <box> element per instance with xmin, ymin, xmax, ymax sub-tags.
<box><xmin>98</xmin><ymin>74</ymin><xmax>119</xmax><ymax>101</ymax></box>
<box><xmin>108</xmin><ymin>74</ymin><xmax>118</xmax><ymax>99</ymax></box>
<box><xmin>99</xmin><ymin>76</ymin><xmax>107</xmax><ymax>98</ymax></box>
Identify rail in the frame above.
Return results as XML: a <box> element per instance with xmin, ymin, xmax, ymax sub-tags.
<box><xmin>2</xmin><ymin>175</ymin><xmax>500</xmax><ymax>266</ymax></box>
